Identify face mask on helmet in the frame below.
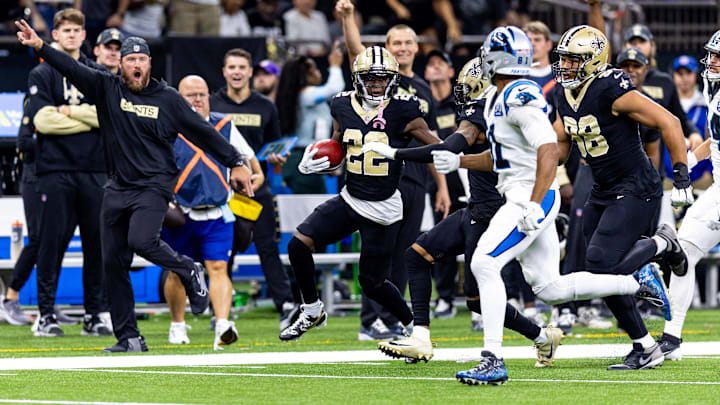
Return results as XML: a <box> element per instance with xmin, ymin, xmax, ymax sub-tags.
<box><xmin>353</xmin><ymin>71</ymin><xmax>398</xmax><ymax>104</ymax></box>
<box><xmin>702</xmin><ymin>31</ymin><xmax>720</xmax><ymax>83</ymax></box>
<box><xmin>478</xmin><ymin>26</ymin><xmax>533</xmax><ymax>81</ymax></box>
<box><xmin>552</xmin><ymin>53</ymin><xmax>588</xmax><ymax>89</ymax></box>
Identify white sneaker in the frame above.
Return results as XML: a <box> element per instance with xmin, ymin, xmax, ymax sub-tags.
<box><xmin>168</xmin><ymin>323</ymin><xmax>191</xmax><ymax>344</ymax></box>
<box><xmin>214</xmin><ymin>319</ymin><xmax>238</xmax><ymax>351</ymax></box>
<box><xmin>98</xmin><ymin>312</ymin><xmax>113</xmax><ymax>333</ymax></box>
<box><xmin>577</xmin><ymin>306</ymin><xmax>612</xmax><ymax>329</ymax></box>
<box><xmin>432</xmin><ymin>298</ymin><xmax>456</xmax><ymax>319</ymax></box>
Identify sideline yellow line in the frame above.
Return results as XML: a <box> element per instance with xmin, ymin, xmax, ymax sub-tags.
<box><xmin>0</xmin><ymin>330</ymin><xmax>711</xmax><ymax>354</ymax></box>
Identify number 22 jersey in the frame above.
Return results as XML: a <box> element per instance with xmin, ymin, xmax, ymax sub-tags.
<box><xmin>331</xmin><ymin>91</ymin><xmax>425</xmax><ymax>201</ymax></box>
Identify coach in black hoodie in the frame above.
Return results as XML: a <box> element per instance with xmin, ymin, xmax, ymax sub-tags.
<box><xmin>16</xmin><ymin>20</ymin><xmax>254</xmax><ymax>353</ymax></box>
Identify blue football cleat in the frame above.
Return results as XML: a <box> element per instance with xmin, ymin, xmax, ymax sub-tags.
<box><xmin>634</xmin><ymin>263</ymin><xmax>672</xmax><ymax>321</ymax></box>
<box><xmin>456</xmin><ymin>351</ymin><xmax>508</xmax><ymax>385</ymax></box>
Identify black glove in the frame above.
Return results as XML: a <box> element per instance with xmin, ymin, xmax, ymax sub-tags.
<box><xmin>672</xmin><ymin>162</ymin><xmax>691</xmax><ymax>189</ymax></box>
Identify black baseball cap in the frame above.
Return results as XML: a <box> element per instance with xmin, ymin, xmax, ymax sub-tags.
<box><xmin>426</xmin><ymin>49</ymin><xmax>453</xmax><ymax>67</ymax></box>
<box><xmin>617</xmin><ymin>47</ymin><xmax>648</xmax><ymax>66</ymax></box>
<box><xmin>121</xmin><ymin>37</ymin><xmax>151</xmax><ymax>58</ymax></box>
<box><xmin>96</xmin><ymin>28</ymin><xmax>125</xmax><ymax>46</ymax></box>
<box><xmin>623</xmin><ymin>24</ymin><xmax>653</xmax><ymax>42</ymax></box>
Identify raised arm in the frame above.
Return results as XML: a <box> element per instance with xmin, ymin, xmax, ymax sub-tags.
<box><xmin>336</xmin><ymin>0</ymin><xmax>364</xmax><ymax>64</ymax></box>
<box><xmin>16</xmin><ymin>20</ymin><xmax>105</xmax><ymax>97</ymax></box>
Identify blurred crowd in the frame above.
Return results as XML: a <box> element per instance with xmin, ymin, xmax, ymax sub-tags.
<box><xmin>0</xmin><ymin>0</ymin><xmax>529</xmax><ymax>54</ymax></box>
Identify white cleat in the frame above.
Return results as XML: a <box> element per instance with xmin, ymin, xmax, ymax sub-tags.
<box><xmin>378</xmin><ymin>335</ymin><xmax>434</xmax><ymax>362</ymax></box>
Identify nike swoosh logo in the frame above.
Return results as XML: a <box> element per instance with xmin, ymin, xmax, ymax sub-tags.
<box><xmin>614</xmin><ymin>72</ymin><xmax>623</xmax><ymax>79</ymax></box>
<box><xmin>548</xmin><ymin>336</ymin><xmax>555</xmax><ymax>360</ymax></box>
<box><xmin>616</xmin><ymin>195</ymin><xmax>624</xmax><ymax>199</ymax></box>
<box><xmin>638</xmin><ymin>353</ymin><xmax>654</xmax><ymax>367</ymax></box>
<box><xmin>470</xmin><ymin>219</ymin><xmax>477</xmax><ymax>224</ymax></box>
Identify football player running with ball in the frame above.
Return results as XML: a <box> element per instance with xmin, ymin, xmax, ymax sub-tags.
<box><xmin>279</xmin><ymin>47</ymin><xmax>441</xmax><ymax>341</ymax></box>
<box><xmin>365</xmin><ymin>27</ymin><xmax>676</xmax><ymax>384</ymax></box>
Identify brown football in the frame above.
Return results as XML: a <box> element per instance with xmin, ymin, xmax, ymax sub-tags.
<box><xmin>311</xmin><ymin>139</ymin><xmax>344</xmax><ymax>169</ymax></box>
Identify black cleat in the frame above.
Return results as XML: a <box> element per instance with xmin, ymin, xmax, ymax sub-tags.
<box><xmin>183</xmin><ymin>262</ymin><xmax>210</xmax><ymax>315</ymax></box>
<box><xmin>607</xmin><ymin>343</ymin><xmax>664</xmax><ymax>370</ymax></box>
<box><xmin>33</xmin><ymin>314</ymin><xmax>64</xmax><ymax>337</ymax></box>
<box><xmin>102</xmin><ymin>336</ymin><xmax>148</xmax><ymax>353</ymax></box>
<box><xmin>657</xmin><ymin>333</ymin><xmax>683</xmax><ymax>361</ymax></box>
<box><xmin>279</xmin><ymin>310</ymin><xmax>327</xmax><ymax>341</ymax></box>
<box><xmin>654</xmin><ymin>224</ymin><xmax>688</xmax><ymax>276</ymax></box>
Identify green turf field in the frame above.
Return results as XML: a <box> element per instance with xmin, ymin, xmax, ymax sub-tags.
<box><xmin>0</xmin><ymin>308</ymin><xmax>719</xmax><ymax>404</ymax></box>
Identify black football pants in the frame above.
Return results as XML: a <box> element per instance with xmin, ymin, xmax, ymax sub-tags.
<box><xmin>360</xmin><ymin>178</ymin><xmax>424</xmax><ymax>328</ymax></box>
<box><xmin>36</xmin><ymin>171</ymin><xmax>106</xmax><ymax>317</ymax></box>
<box><xmin>9</xmin><ymin>178</ymin><xmax>41</xmax><ymax>292</ymax></box>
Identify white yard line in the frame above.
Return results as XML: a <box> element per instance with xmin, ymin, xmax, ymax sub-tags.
<box><xmin>63</xmin><ymin>369</ymin><xmax>720</xmax><ymax>385</ymax></box>
<box><xmin>1</xmin><ymin>342</ymin><xmax>719</xmax><ymax>371</ymax></box>
<box><xmin>0</xmin><ymin>400</ymin><xmax>200</xmax><ymax>405</ymax></box>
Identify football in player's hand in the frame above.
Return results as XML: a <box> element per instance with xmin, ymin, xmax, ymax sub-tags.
<box><xmin>311</xmin><ymin>139</ymin><xmax>344</xmax><ymax>169</ymax></box>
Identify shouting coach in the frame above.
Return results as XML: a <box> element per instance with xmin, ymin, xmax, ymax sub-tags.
<box><xmin>16</xmin><ymin>20</ymin><xmax>254</xmax><ymax>353</ymax></box>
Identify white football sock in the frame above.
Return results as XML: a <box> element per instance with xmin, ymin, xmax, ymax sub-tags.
<box><xmin>634</xmin><ymin>334</ymin><xmax>655</xmax><ymax>349</ymax></box>
<box><xmin>665</xmin><ymin>240</ymin><xmax>703</xmax><ymax>339</ymax></box>
<box><xmin>534</xmin><ymin>328</ymin><xmax>548</xmax><ymax>345</ymax></box>
<box><xmin>171</xmin><ymin>321</ymin><xmax>186</xmax><ymax>328</ymax></box>
<box><xmin>302</xmin><ymin>300</ymin><xmax>323</xmax><ymax>317</ymax></box>
<box><xmin>412</xmin><ymin>326</ymin><xmax>430</xmax><ymax>342</ymax></box>
<box><xmin>652</xmin><ymin>235</ymin><xmax>668</xmax><ymax>255</ymax></box>
<box><xmin>471</xmin><ymin>257</ymin><xmax>505</xmax><ymax>360</ymax></box>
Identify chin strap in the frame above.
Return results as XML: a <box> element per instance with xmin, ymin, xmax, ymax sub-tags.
<box><xmin>372</xmin><ymin>98</ymin><xmax>387</xmax><ymax>130</ymax></box>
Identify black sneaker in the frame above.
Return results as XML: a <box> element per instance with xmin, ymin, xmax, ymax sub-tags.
<box><xmin>82</xmin><ymin>314</ymin><xmax>113</xmax><ymax>336</ymax></box>
<box><xmin>654</xmin><ymin>224</ymin><xmax>688</xmax><ymax>276</ymax></box>
<box><xmin>102</xmin><ymin>336</ymin><xmax>148</xmax><ymax>353</ymax></box>
<box><xmin>182</xmin><ymin>263</ymin><xmax>210</xmax><ymax>315</ymax></box>
<box><xmin>54</xmin><ymin>306</ymin><xmax>80</xmax><ymax>325</ymax></box>
<box><xmin>34</xmin><ymin>314</ymin><xmax>64</xmax><ymax>337</ymax></box>
<box><xmin>279</xmin><ymin>309</ymin><xmax>327</xmax><ymax>341</ymax></box>
<box><xmin>657</xmin><ymin>333</ymin><xmax>683</xmax><ymax>361</ymax></box>
<box><xmin>607</xmin><ymin>343</ymin><xmax>664</xmax><ymax>370</ymax></box>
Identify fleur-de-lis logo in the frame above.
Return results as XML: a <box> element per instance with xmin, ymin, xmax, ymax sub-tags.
<box><xmin>589</xmin><ymin>34</ymin><xmax>606</xmax><ymax>55</ymax></box>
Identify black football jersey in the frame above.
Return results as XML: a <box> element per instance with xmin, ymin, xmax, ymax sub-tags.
<box><xmin>456</xmin><ymin>99</ymin><xmax>504</xmax><ymax>206</ymax></box>
<box><xmin>331</xmin><ymin>91</ymin><xmax>424</xmax><ymax>201</ymax></box>
<box><xmin>555</xmin><ymin>68</ymin><xmax>661</xmax><ymax>198</ymax></box>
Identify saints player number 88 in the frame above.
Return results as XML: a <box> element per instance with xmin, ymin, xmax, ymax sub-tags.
<box><xmin>563</xmin><ymin>114</ymin><xmax>609</xmax><ymax>157</ymax></box>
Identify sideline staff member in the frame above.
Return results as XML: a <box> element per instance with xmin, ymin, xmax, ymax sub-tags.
<box><xmin>16</xmin><ymin>20</ymin><xmax>254</xmax><ymax>353</ymax></box>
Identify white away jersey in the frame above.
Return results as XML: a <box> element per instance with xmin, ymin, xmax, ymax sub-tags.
<box><xmin>482</xmin><ymin>78</ymin><xmax>558</xmax><ymax>195</ymax></box>
<box><xmin>706</xmin><ymin>85</ymin><xmax>720</xmax><ymax>185</ymax></box>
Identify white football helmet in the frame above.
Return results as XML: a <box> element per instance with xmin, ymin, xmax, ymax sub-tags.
<box><xmin>478</xmin><ymin>26</ymin><xmax>533</xmax><ymax>80</ymax></box>
<box><xmin>701</xmin><ymin>29</ymin><xmax>720</xmax><ymax>83</ymax></box>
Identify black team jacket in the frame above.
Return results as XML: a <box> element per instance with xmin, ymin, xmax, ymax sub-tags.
<box><xmin>35</xmin><ymin>43</ymin><xmax>244</xmax><ymax>199</ymax></box>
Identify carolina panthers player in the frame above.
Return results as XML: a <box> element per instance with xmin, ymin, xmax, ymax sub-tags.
<box><xmin>367</xmin><ymin>27</ymin><xmax>674</xmax><ymax>384</ymax></box>
<box><xmin>372</xmin><ymin>58</ymin><xmax>565</xmax><ymax>368</ymax></box>
<box><xmin>657</xmin><ymin>31</ymin><xmax>718</xmax><ymax>360</ymax></box>
<box><xmin>279</xmin><ymin>46</ymin><xmax>441</xmax><ymax>341</ymax></box>
<box><xmin>551</xmin><ymin>25</ymin><xmax>692</xmax><ymax>370</ymax></box>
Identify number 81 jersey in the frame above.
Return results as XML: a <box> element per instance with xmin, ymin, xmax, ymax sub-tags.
<box><xmin>554</xmin><ymin>68</ymin><xmax>661</xmax><ymax>198</ymax></box>
<box><xmin>331</xmin><ymin>91</ymin><xmax>425</xmax><ymax>201</ymax></box>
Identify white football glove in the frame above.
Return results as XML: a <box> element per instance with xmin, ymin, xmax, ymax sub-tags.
<box><xmin>517</xmin><ymin>201</ymin><xmax>545</xmax><ymax>234</ymax></box>
<box><xmin>298</xmin><ymin>145</ymin><xmax>330</xmax><ymax>174</ymax></box>
<box><xmin>360</xmin><ymin>141</ymin><xmax>396</xmax><ymax>159</ymax></box>
<box><xmin>670</xmin><ymin>186</ymin><xmax>694</xmax><ymax>207</ymax></box>
<box><xmin>431</xmin><ymin>150</ymin><xmax>460</xmax><ymax>174</ymax></box>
